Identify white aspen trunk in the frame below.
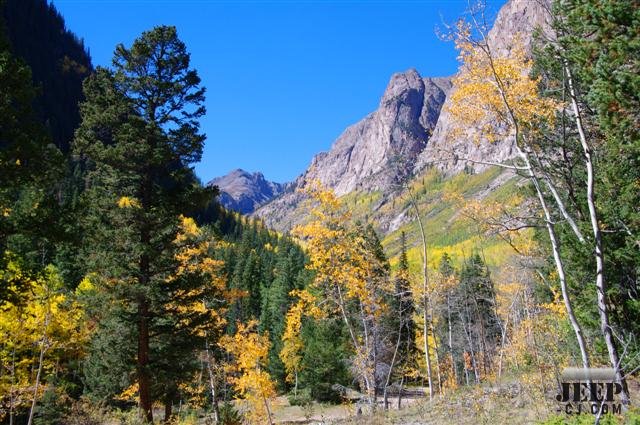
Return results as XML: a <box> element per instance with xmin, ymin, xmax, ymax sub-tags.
<box><xmin>517</xmin><ymin>146</ymin><xmax>591</xmax><ymax>371</ymax></box>
<box><xmin>359</xmin><ymin>301</ymin><xmax>376</xmax><ymax>409</ymax></box>
<box><xmin>205</xmin><ymin>339</ymin><xmax>220</xmax><ymax>423</ymax></box>
<box><xmin>409</xmin><ymin>197</ymin><xmax>434</xmax><ymax>400</ymax></box>
<box><xmin>541</xmin><ymin>174</ymin><xmax>585</xmax><ymax>243</ymax></box>
<box><xmin>397</xmin><ymin>375</ymin><xmax>405</xmax><ymax>409</ymax></box>
<box><xmin>477</xmin><ymin>37</ymin><xmax>592</xmax><ymax>373</ymax></box>
<box><xmin>27</xmin><ymin>325</ymin><xmax>48</xmax><ymax>425</ymax></box>
<box><xmin>564</xmin><ymin>62</ymin><xmax>630</xmax><ymax>405</ymax></box>
<box><xmin>383</xmin><ymin>319</ymin><xmax>404</xmax><ymax>410</ymax></box>
<box><xmin>446</xmin><ymin>296</ymin><xmax>459</xmax><ymax>386</ymax></box>
<box><xmin>461</xmin><ymin>310</ymin><xmax>480</xmax><ymax>384</ymax></box>
<box><xmin>336</xmin><ymin>285</ymin><xmax>374</xmax><ymax>405</ymax></box>
<box><xmin>429</xmin><ymin>309</ymin><xmax>442</xmax><ymax>393</ymax></box>
<box><xmin>497</xmin><ymin>296</ymin><xmax>519</xmax><ymax>379</ymax></box>
<box><xmin>497</xmin><ymin>316</ymin><xmax>509</xmax><ymax>380</ymax></box>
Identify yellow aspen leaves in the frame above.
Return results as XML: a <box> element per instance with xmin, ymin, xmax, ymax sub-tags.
<box><xmin>280</xmin><ymin>289</ymin><xmax>323</xmax><ymax>384</ymax></box>
<box><xmin>115</xmin><ymin>382</ymin><xmax>139</xmax><ymax>403</ymax></box>
<box><xmin>447</xmin><ymin>22</ymin><xmax>559</xmax><ymax>145</ymax></box>
<box><xmin>293</xmin><ymin>182</ymin><xmax>392</xmax><ymax>403</ymax></box>
<box><xmin>116</xmin><ymin>196</ymin><xmax>141</xmax><ymax>209</ymax></box>
<box><xmin>293</xmin><ymin>182</ymin><xmax>390</xmax><ymax>317</ymax></box>
<box><xmin>221</xmin><ymin>320</ymin><xmax>276</xmax><ymax>424</ymax></box>
<box><xmin>169</xmin><ymin>215</ymin><xmax>228</xmax><ymax>335</ymax></box>
<box><xmin>0</xmin><ymin>264</ymin><xmax>89</xmax><ymax>422</ymax></box>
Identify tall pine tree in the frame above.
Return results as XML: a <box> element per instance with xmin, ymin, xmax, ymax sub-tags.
<box><xmin>73</xmin><ymin>26</ymin><xmax>211</xmax><ymax>422</ymax></box>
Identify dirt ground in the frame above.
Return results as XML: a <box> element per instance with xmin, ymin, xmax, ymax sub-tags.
<box><xmin>270</xmin><ymin>395</ymin><xmax>422</xmax><ymax>424</ymax></box>
<box><xmin>263</xmin><ymin>379</ymin><xmax>640</xmax><ymax>425</ymax></box>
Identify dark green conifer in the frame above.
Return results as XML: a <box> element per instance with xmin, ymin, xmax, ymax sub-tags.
<box><xmin>73</xmin><ymin>26</ymin><xmax>211</xmax><ymax>422</ymax></box>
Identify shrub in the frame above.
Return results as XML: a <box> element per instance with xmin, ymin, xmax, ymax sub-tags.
<box><xmin>287</xmin><ymin>389</ymin><xmax>313</xmax><ymax>407</ymax></box>
<box><xmin>218</xmin><ymin>402</ymin><xmax>242</xmax><ymax>425</ymax></box>
<box><xmin>310</xmin><ymin>382</ymin><xmax>342</xmax><ymax>404</ymax></box>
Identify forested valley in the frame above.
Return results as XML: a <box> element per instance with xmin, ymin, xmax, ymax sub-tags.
<box><xmin>0</xmin><ymin>0</ymin><xmax>638</xmax><ymax>424</ymax></box>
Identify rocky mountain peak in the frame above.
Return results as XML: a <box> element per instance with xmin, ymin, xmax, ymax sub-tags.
<box><xmin>488</xmin><ymin>0</ymin><xmax>551</xmax><ymax>54</ymax></box>
<box><xmin>413</xmin><ymin>0</ymin><xmax>551</xmax><ymax>175</ymax></box>
<box><xmin>208</xmin><ymin>169</ymin><xmax>286</xmax><ymax>214</ymax></box>
<box><xmin>296</xmin><ymin>68</ymin><xmax>449</xmax><ymax>196</ymax></box>
<box><xmin>379</xmin><ymin>68</ymin><xmax>424</xmax><ymax>106</ymax></box>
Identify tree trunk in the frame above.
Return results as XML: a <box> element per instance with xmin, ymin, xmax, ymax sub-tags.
<box><xmin>138</xmin><ymin>297</ymin><xmax>153</xmax><ymax>423</ymax></box>
<box><xmin>410</xmin><ymin>199</ymin><xmax>434</xmax><ymax>400</ymax></box>
<box><xmin>480</xmin><ymin>32</ymin><xmax>592</xmax><ymax>376</ymax></box>
<box><xmin>383</xmin><ymin>319</ymin><xmax>404</xmax><ymax>410</ymax></box>
<box><xmin>336</xmin><ymin>285</ymin><xmax>374</xmax><ymax>407</ymax></box>
<box><xmin>27</xmin><ymin>330</ymin><xmax>47</xmax><ymax>425</ymax></box>
<box><xmin>517</xmin><ymin>147</ymin><xmax>592</xmax><ymax>372</ymax></box>
<box><xmin>9</xmin><ymin>348</ymin><xmax>15</xmax><ymax>425</ymax></box>
<box><xmin>422</xmin><ymin>308</ymin><xmax>434</xmax><ymax>398</ymax></box>
<box><xmin>497</xmin><ymin>301</ymin><xmax>513</xmax><ymax>379</ymax></box>
<box><xmin>429</xmin><ymin>313</ymin><xmax>442</xmax><ymax>393</ymax></box>
<box><xmin>205</xmin><ymin>338</ymin><xmax>220</xmax><ymax>423</ymax></box>
<box><xmin>397</xmin><ymin>375</ymin><xmax>405</xmax><ymax>410</ymax></box>
<box><xmin>447</xmin><ymin>296</ymin><xmax>459</xmax><ymax>385</ymax></box>
<box><xmin>461</xmin><ymin>309</ymin><xmax>480</xmax><ymax>384</ymax></box>
<box><xmin>262</xmin><ymin>391</ymin><xmax>273</xmax><ymax>425</ymax></box>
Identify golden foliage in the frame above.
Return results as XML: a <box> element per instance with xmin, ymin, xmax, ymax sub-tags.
<box><xmin>293</xmin><ymin>182</ymin><xmax>393</xmax><ymax>400</ymax></box>
<box><xmin>280</xmin><ymin>289</ymin><xmax>323</xmax><ymax>384</ymax></box>
<box><xmin>293</xmin><ymin>182</ymin><xmax>392</xmax><ymax>317</ymax></box>
<box><xmin>447</xmin><ymin>22</ymin><xmax>559</xmax><ymax>145</ymax></box>
<box><xmin>116</xmin><ymin>196</ymin><xmax>141</xmax><ymax>209</ymax></box>
<box><xmin>0</xmin><ymin>261</ymin><xmax>89</xmax><ymax>420</ymax></box>
<box><xmin>169</xmin><ymin>215</ymin><xmax>228</xmax><ymax>336</ymax></box>
<box><xmin>220</xmin><ymin>321</ymin><xmax>276</xmax><ymax>425</ymax></box>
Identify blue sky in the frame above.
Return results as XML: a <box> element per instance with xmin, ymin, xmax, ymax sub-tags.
<box><xmin>52</xmin><ymin>0</ymin><xmax>505</xmax><ymax>184</ymax></box>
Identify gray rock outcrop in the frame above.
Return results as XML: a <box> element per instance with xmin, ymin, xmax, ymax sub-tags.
<box><xmin>299</xmin><ymin>69</ymin><xmax>449</xmax><ymax>196</ymax></box>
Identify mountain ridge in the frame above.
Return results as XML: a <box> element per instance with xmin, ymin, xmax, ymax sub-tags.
<box><xmin>208</xmin><ymin>169</ymin><xmax>288</xmax><ymax>214</ymax></box>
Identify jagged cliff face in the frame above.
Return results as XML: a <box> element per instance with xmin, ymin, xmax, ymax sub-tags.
<box><xmin>208</xmin><ymin>169</ymin><xmax>286</xmax><ymax>214</ymax></box>
<box><xmin>252</xmin><ymin>0</ymin><xmax>549</xmax><ymax>232</ymax></box>
<box><xmin>300</xmin><ymin>70</ymin><xmax>450</xmax><ymax>196</ymax></box>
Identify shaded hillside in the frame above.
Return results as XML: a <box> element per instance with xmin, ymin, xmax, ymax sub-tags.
<box><xmin>2</xmin><ymin>0</ymin><xmax>92</xmax><ymax>151</ymax></box>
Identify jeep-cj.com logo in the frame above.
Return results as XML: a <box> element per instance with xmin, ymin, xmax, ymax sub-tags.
<box><xmin>555</xmin><ymin>368</ymin><xmax>623</xmax><ymax>415</ymax></box>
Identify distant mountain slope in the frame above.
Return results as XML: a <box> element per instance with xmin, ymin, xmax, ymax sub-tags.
<box><xmin>253</xmin><ymin>70</ymin><xmax>451</xmax><ymax>230</ymax></box>
<box><xmin>208</xmin><ymin>169</ymin><xmax>287</xmax><ymax>214</ymax></box>
<box><xmin>2</xmin><ymin>0</ymin><xmax>93</xmax><ymax>151</ymax></box>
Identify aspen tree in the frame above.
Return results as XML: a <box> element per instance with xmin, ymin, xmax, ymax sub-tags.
<box><xmin>293</xmin><ymin>182</ymin><xmax>393</xmax><ymax>410</ymax></box>
<box><xmin>445</xmin><ymin>15</ymin><xmax>591</xmax><ymax>374</ymax></box>
<box><xmin>221</xmin><ymin>321</ymin><xmax>276</xmax><ymax>425</ymax></box>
